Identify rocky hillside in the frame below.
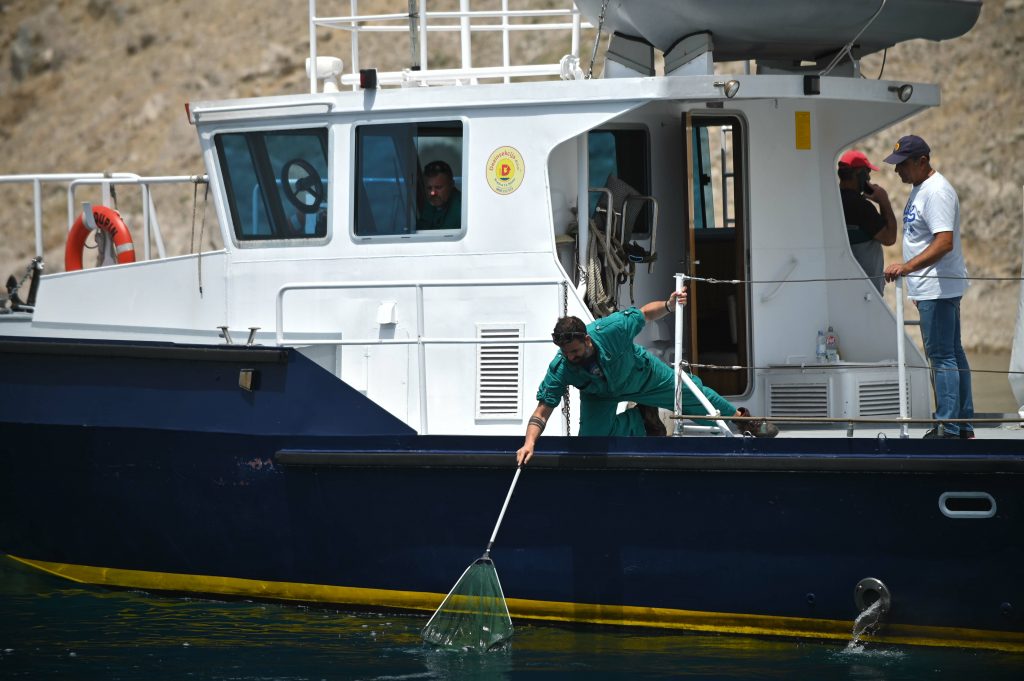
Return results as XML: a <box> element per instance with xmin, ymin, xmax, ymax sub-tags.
<box><xmin>1</xmin><ymin>0</ymin><xmax>1021</xmax><ymax>352</ymax></box>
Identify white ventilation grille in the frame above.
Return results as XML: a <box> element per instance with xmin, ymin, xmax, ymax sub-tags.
<box><xmin>858</xmin><ymin>381</ymin><xmax>901</xmax><ymax>416</ymax></box>
<box><xmin>769</xmin><ymin>383</ymin><xmax>829</xmax><ymax>417</ymax></box>
<box><xmin>475</xmin><ymin>325</ymin><xmax>524</xmax><ymax>420</ymax></box>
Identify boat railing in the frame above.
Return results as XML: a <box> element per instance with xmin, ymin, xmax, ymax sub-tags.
<box><xmin>674</xmin><ymin>266</ymin><xmax>920</xmax><ymax>436</ymax></box>
<box><xmin>0</xmin><ymin>172</ymin><xmax>208</xmax><ymax>266</ymax></box>
<box><xmin>276</xmin><ymin>277</ymin><xmax>567</xmax><ymax>434</ymax></box>
<box><xmin>674</xmin><ymin>269</ymin><xmax>1024</xmax><ymax>438</ymax></box>
<box><xmin>307</xmin><ymin>0</ymin><xmax>592</xmax><ymax>92</ymax></box>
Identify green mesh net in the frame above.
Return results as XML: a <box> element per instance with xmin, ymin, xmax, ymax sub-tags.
<box><xmin>421</xmin><ymin>556</ymin><xmax>514</xmax><ymax>651</ymax></box>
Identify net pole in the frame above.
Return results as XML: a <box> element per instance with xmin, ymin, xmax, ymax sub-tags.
<box><xmin>484</xmin><ymin>466</ymin><xmax>521</xmax><ymax>555</ymax></box>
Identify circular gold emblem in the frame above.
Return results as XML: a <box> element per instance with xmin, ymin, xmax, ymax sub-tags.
<box><xmin>486</xmin><ymin>146</ymin><xmax>525</xmax><ymax>195</ymax></box>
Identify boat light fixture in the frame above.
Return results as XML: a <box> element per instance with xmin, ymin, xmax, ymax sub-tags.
<box><xmin>713</xmin><ymin>79</ymin><xmax>740</xmax><ymax>98</ymax></box>
<box><xmin>360</xmin><ymin>68</ymin><xmax>378</xmax><ymax>90</ymax></box>
<box><xmin>889</xmin><ymin>84</ymin><xmax>913</xmax><ymax>102</ymax></box>
<box><xmin>306</xmin><ymin>56</ymin><xmax>344</xmax><ymax>93</ymax></box>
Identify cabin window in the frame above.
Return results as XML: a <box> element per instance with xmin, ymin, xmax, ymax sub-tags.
<box><xmin>215</xmin><ymin>128</ymin><xmax>329</xmax><ymax>243</ymax></box>
<box><xmin>587</xmin><ymin>129</ymin><xmax>652</xmax><ymax>236</ymax></box>
<box><xmin>684</xmin><ymin>115</ymin><xmax>750</xmax><ymax>396</ymax></box>
<box><xmin>354</xmin><ymin>121</ymin><xmax>464</xmax><ymax>238</ymax></box>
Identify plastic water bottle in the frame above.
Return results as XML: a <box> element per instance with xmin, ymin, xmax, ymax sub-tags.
<box><xmin>825</xmin><ymin>326</ymin><xmax>839</xmax><ymax>363</ymax></box>
<box><xmin>816</xmin><ymin>330</ymin><xmax>826</xmax><ymax>363</ymax></box>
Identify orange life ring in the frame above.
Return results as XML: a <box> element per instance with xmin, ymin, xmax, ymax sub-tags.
<box><xmin>64</xmin><ymin>205</ymin><xmax>136</xmax><ymax>272</ymax></box>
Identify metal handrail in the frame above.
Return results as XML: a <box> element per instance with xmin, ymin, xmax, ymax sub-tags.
<box><xmin>894</xmin><ymin>276</ymin><xmax>910</xmax><ymax>438</ymax></box>
<box><xmin>621</xmin><ymin>194</ymin><xmax>659</xmax><ymax>273</ymax></box>
<box><xmin>308</xmin><ymin>0</ymin><xmax>590</xmax><ymax>92</ymax></box>
<box><xmin>67</xmin><ymin>175</ymin><xmax>207</xmax><ymax>262</ymax></box>
<box><xmin>0</xmin><ymin>173</ymin><xmax>135</xmax><ymax>258</ymax></box>
<box><xmin>759</xmin><ymin>255</ymin><xmax>799</xmax><ymax>303</ymax></box>
<box><xmin>673</xmin><ymin>272</ymin><xmax>735</xmax><ymax>437</ymax></box>
<box><xmin>0</xmin><ymin>173</ymin><xmax>206</xmax><ymax>265</ymax></box>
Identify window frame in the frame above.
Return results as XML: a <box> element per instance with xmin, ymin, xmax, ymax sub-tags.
<box><xmin>350</xmin><ymin>118</ymin><xmax>467</xmax><ymax>243</ymax></box>
<box><xmin>684</xmin><ymin>111</ymin><xmax>752</xmax><ymax>398</ymax></box>
<box><xmin>214</xmin><ymin>124</ymin><xmax>332</xmax><ymax>249</ymax></box>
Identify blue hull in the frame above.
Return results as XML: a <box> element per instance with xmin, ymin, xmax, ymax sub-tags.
<box><xmin>1</xmin><ymin>338</ymin><xmax>1022</xmax><ymax>651</ymax></box>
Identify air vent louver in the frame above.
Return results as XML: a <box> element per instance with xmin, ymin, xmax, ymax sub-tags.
<box><xmin>769</xmin><ymin>382</ymin><xmax>829</xmax><ymax>417</ymax></box>
<box><xmin>475</xmin><ymin>326</ymin><xmax>523</xmax><ymax>419</ymax></box>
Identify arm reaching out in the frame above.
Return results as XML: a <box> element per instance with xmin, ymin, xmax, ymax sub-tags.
<box><xmin>516</xmin><ymin>402</ymin><xmax>555</xmax><ymax>465</ymax></box>
<box><xmin>640</xmin><ymin>287</ymin><xmax>687</xmax><ymax>322</ymax></box>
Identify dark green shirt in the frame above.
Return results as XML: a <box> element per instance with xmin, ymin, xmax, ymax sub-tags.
<box><xmin>537</xmin><ymin>307</ymin><xmax>670</xmax><ymax>406</ymax></box>
<box><xmin>416</xmin><ymin>189</ymin><xmax>462</xmax><ymax>230</ymax></box>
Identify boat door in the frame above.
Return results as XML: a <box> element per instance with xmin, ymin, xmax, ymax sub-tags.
<box><xmin>683</xmin><ymin>113</ymin><xmax>750</xmax><ymax>396</ymax></box>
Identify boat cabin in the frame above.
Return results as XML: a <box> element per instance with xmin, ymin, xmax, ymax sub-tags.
<box><xmin>3</xmin><ymin>1</ymin><xmax>988</xmax><ymax>437</ymax></box>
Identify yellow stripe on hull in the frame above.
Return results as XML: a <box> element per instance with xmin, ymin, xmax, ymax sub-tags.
<box><xmin>9</xmin><ymin>555</ymin><xmax>1023</xmax><ymax>653</ymax></box>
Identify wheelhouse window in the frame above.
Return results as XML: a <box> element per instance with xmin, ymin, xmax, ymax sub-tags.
<box><xmin>354</xmin><ymin>121</ymin><xmax>463</xmax><ymax>238</ymax></box>
<box><xmin>215</xmin><ymin>128</ymin><xmax>329</xmax><ymax>243</ymax></box>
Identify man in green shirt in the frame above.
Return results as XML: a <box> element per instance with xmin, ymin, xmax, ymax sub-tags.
<box><xmin>417</xmin><ymin>160</ymin><xmax>461</xmax><ymax>230</ymax></box>
<box><xmin>516</xmin><ymin>289</ymin><xmax>778</xmax><ymax>465</ymax></box>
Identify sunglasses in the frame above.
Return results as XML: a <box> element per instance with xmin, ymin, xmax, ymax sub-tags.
<box><xmin>551</xmin><ymin>331</ymin><xmax>586</xmax><ymax>344</ymax></box>
<box><xmin>424</xmin><ymin>162</ymin><xmax>452</xmax><ymax>175</ymax></box>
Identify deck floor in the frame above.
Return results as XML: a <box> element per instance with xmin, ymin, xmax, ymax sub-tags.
<box><xmin>675</xmin><ymin>415</ymin><xmax>1024</xmax><ymax>440</ymax></box>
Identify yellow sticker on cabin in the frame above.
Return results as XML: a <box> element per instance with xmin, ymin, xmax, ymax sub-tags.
<box><xmin>795</xmin><ymin>111</ymin><xmax>811</xmax><ymax>150</ymax></box>
<box><xmin>486</xmin><ymin>146</ymin><xmax>525</xmax><ymax>195</ymax></box>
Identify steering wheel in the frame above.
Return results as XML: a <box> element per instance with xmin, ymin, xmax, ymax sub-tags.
<box><xmin>280</xmin><ymin>159</ymin><xmax>325</xmax><ymax>214</ymax></box>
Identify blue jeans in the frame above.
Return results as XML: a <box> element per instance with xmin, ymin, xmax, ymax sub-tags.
<box><xmin>917</xmin><ymin>297</ymin><xmax>974</xmax><ymax>436</ymax></box>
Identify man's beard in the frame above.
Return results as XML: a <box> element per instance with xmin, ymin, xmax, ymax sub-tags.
<box><xmin>565</xmin><ymin>346</ymin><xmax>593</xmax><ymax>365</ymax></box>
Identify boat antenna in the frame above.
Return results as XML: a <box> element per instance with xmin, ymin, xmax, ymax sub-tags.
<box><xmin>820</xmin><ymin>0</ymin><xmax>887</xmax><ymax>77</ymax></box>
<box><xmin>586</xmin><ymin>0</ymin><xmax>610</xmax><ymax>79</ymax></box>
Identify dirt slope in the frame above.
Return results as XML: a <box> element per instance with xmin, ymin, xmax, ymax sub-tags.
<box><xmin>0</xmin><ymin>0</ymin><xmax>1021</xmax><ymax>352</ymax></box>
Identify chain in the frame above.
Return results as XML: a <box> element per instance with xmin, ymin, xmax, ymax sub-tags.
<box><xmin>586</xmin><ymin>0</ymin><xmax>610</xmax><ymax>79</ymax></box>
<box><xmin>561</xmin><ymin>281</ymin><xmax>571</xmax><ymax>436</ymax></box>
<box><xmin>11</xmin><ymin>256</ymin><xmax>42</xmax><ymax>293</ymax></box>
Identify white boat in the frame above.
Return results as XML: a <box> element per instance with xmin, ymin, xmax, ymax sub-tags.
<box><xmin>1</xmin><ymin>0</ymin><xmax>1021</xmax><ymax>653</ymax></box>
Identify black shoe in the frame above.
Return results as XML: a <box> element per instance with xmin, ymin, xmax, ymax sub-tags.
<box><xmin>638</xmin><ymin>405</ymin><xmax>667</xmax><ymax>437</ymax></box>
<box><xmin>923</xmin><ymin>428</ymin><xmax>958</xmax><ymax>440</ymax></box>
<box><xmin>960</xmin><ymin>429</ymin><xmax>975</xmax><ymax>440</ymax></box>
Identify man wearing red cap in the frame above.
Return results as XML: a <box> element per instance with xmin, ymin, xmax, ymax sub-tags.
<box><xmin>838</xmin><ymin>150</ymin><xmax>897</xmax><ymax>294</ymax></box>
<box><xmin>882</xmin><ymin>135</ymin><xmax>974</xmax><ymax>439</ymax></box>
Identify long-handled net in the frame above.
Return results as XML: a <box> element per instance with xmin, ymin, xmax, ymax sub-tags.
<box><xmin>421</xmin><ymin>467</ymin><xmax>522</xmax><ymax>651</ymax></box>
<box><xmin>420</xmin><ymin>556</ymin><xmax>513</xmax><ymax>650</ymax></box>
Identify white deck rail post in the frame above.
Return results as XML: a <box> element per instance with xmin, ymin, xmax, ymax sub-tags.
<box><xmin>673</xmin><ymin>273</ymin><xmax>734</xmax><ymax>437</ymax></box>
<box><xmin>416</xmin><ymin>282</ymin><xmax>428</xmax><ymax>434</ymax></box>
<box><xmin>309</xmin><ymin>0</ymin><xmax>318</xmax><ymax>93</ymax></box>
<box><xmin>459</xmin><ymin>0</ymin><xmax>472</xmax><ymax>78</ymax></box>
<box><xmin>895</xmin><ymin>276</ymin><xmax>910</xmax><ymax>438</ymax></box>
<box><xmin>673</xmin><ymin>273</ymin><xmax>686</xmax><ymax>434</ymax></box>
<box><xmin>32</xmin><ymin>178</ymin><xmax>43</xmax><ymax>257</ymax></box>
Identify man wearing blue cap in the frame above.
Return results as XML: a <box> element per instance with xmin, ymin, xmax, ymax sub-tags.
<box><xmin>883</xmin><ymin>135</ymin><xmax>974</xmax><ymax>439</ymax></box>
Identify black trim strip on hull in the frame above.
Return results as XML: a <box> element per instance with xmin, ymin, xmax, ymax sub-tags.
<box><xmin>0</xmin><ymin>338</ymin><xmax>287</xmax><ymax>363</ymax></box>
<box><xmin>275</xmin><ymin>449</ymin><xmax>1024</xmax><ymax>473</ymax></box>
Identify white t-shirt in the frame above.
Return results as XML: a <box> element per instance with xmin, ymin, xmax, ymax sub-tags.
<box><xmin>901</xmin><ymin>171</ymin><xmax>968</xmax><ymax>300</ymax></box>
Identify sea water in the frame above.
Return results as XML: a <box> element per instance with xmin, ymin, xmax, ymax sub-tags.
<box><xmin>1</xmin><ymin>559</ymin><xmax>1021</xmax><ymax>680</ymax></box>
